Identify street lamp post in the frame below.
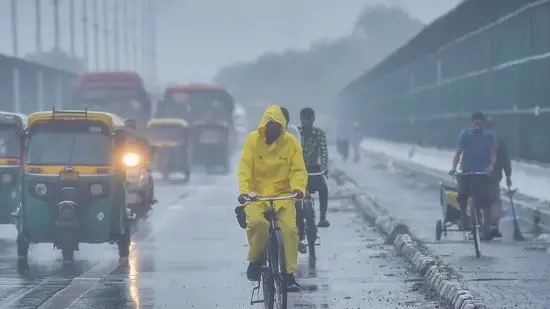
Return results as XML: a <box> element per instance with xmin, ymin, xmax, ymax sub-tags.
<box><xmin>35</xmin><ymin>0</ymin><xmax>42</xmax><ymax>53</ymax></box>
<box><xmin>123</xmin><ymin>0</ymin><xmax>129</xmax><ymax>69</ymax></box>
<box><xmin>93</xmin><ymin>0</ymin><xmax>100</xmax><ymax>70</ymax></box>
<box><xmin>69</xmin><ymin>0</ymin><xmax>76</xmax><ymax>57</ymax></box>
<box><xmin>114</xmin><ymin>0</ymin><xmax>120</xmax><ymax>70</ymax></box>
<box><xmin>53</xmin><ymin>0</ymin><xmax>60</xmax><ymax>50</ymax></box>
<box><xmin>11</xmin><ymin>0</ymin><xmax>18</xmax><ymax>57</ymax></box>
<box><xmin>82</xmin><ymin>0</ymin><xmax>89</xmax><ymax>69</ymax></box>
<box><xmin>103</xmin><ymin>0</ymin><xmax>110</xmax><ymax>70</ymax></box>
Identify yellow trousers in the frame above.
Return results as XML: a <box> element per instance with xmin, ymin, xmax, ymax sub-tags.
<box><xmin>245</xmin><ymin>200</ymin><xmax>298</xmax><ymax>273</ymax></box>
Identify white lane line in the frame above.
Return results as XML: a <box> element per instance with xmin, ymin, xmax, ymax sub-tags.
<box><xmin>36</xmin><ymin>190</ymin><xmax>194</xmax><ymax>309</ymax></box>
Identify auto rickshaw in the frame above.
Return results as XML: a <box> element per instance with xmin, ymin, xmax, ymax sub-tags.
<box><xmin>15</xmin><ymin>109</ymin><xmax>134</xmax><ymax>261</ymax></box>
<box><xmin>159</xmin><ymin>84</ymin><xmax>236</xmax><ymax>173</ymax></box>
<box><xmin>147</xmin><ymin>118</ymin><xmax>190</xmax><ymax>181</ymax></box>
<box><xmin>0</xmin><ymin>112</ymin><xmax>26</xmax><ymax>224</ymax></box>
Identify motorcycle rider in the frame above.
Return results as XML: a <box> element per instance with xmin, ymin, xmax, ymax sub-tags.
<box><xmin>299</xmin><ymin>108</ymin><xmax>330</xmax><ymax>228</ymax></box>
<box><xmin>123</xmin><ymin>119</ymin><xmax>157</xmax><ymax>208</ymax></box>
<box><xmin>236</xmin><ymin>105</ymin><xmax>307</xmax><ymax>291</ymax></box>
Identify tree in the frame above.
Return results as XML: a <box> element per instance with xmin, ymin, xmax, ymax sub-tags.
<box><xmin>213</xmin><ymin>5</ymin><xmax>424</xmax><ymax>112</ymax></box>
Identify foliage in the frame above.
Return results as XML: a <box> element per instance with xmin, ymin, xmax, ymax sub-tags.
<box><xmin>214</xmin><ymin>5</ymin><xmax>424</xmax><ymax>112</ymax></box>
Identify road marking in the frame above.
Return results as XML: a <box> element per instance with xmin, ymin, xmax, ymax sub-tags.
<box><xmin>36</xmin><ymin>189</ymin><xmax>194</xmax><ymax>309</ymax></box>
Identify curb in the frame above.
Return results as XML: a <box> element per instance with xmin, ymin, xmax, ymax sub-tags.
<box><xmin>331</xmin><ymin>169</ymin><xmax>488</xmax><ymax>309</ymax></box>
<box><xmin>362</xmin><ymin>149</ymin><xmax>550</xmax><ymax>236</ymax></box>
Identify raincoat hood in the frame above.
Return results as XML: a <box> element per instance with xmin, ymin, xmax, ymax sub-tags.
<box><xmin>257</xmin><ymin>105</ymin><xmax>287</xmax><ymax>138</ymax></box>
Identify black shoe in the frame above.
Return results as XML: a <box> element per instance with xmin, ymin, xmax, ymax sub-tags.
<box><xmin>317</xmin><ymin>218</ymin><xmax>330</xmax><ymax>228</ymax></box>
<box><xmin>284</xmin><ymin>274</ymin><xmax>300</xmax><ymax>292</ymax></box>
<box><xmin>246</xmin><ymin>262</ymin><xmax>262</xmax><ymax>282</ymax></box>
<box><xmin>493</xmin><ymin>229</ymin><xmax>503</xmax><ymax>238</ymax></box>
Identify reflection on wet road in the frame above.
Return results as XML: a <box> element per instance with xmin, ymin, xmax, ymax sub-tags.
<box><xmin>0</xmin><ymin>170</ymin><xmax>442</xmax><ymax>308</ymax></box>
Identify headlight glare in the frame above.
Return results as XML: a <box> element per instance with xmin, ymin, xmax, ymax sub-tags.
<box><xmin>123</xmin><ymin>152</ymin><xmax>140</xmax><ymax>167</ymax></box>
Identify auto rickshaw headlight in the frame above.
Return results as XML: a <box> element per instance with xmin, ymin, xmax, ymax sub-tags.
<box><xmin>122</xmin><ymin>152</ymin><xmax>140</xmax><ymax>167</ymax></box>
<box><xmin>2</xmin><ymin>173</ymin><xmax>12</xmax><ymax>184</ymax></box>
<box><xmin>35</xmin><ymin>183</ymin><xmax>47</xmax><ymax>196</ymax></box>
<box><xmin>90</xmin><ymin>184</ymin><xmax>104</xmax><ymax>196</ymax></box>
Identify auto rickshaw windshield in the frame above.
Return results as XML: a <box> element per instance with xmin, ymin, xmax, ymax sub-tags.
<box><xmin>27</xmin><ymin>123</ymin><xmax>112</xmax><ymax>165</ymax></box>
<box><xmin>147</xmin><ymin>125</ymin><xmax>186</xmax><ymax>141</ymax></box>
<box><xmin>0</xmin><ymin>126</ymin><xmax>21</xmax><ymax>158</ymax></box>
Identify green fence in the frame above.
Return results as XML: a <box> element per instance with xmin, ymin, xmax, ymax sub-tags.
<box><xmin>340</xmin><ymin>0</ymin><xmax>550</xmax><ymax>162</ymax></box>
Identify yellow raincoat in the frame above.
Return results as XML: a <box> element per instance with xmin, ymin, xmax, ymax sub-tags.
<box><xmin>238</xmin><ymin>105</ymin><xmax>307</xmax><ymax>273</ymax></box>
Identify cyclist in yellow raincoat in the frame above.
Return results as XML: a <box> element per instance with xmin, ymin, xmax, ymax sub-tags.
<box><xmin>237</xmin><ymin>105</ymin><xmax>307</xmax><ymax>291</ymax></box>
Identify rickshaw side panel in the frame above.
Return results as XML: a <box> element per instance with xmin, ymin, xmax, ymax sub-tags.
<box><xmin>0</xmin><ymin>167</ymin><xmax>21</xmax><ymax>224</ymax></box>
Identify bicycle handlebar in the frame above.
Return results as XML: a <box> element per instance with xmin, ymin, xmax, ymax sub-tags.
<box><xmin>454</xmin><ymin>172</ymin><xmax>488</xmax><ymax>176</ymax></box>
<box><xmin>240</xmin><ymin>193</ymin><xmax>299</xmax><ymax>206</ymax></box>
<box><xmin>308</xmin><ymin>171</ymin><xmax>326</xmax><ymax>176</ymax></box>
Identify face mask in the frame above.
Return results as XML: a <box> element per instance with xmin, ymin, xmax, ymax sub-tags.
<box><xmin>265</xmin><ymin>121</ymin><xmax>281</xmax><ymax>144</ymax></box>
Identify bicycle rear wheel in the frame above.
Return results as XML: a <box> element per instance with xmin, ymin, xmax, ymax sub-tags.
<box><xmin>303</xmin><ymin>200</ymin><xmax>317</xmax><ymax>260</ymax></box>
<box><xmin>471</xmin><ymin>205</ymin><xmax>481</xmax><ymax>258</ymax></box>
<box><xmin>274</xmin><ymin>230</ymin><xmax>288</xmax><ymax>309</ymax></box>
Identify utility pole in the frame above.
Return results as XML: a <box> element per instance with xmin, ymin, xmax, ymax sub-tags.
<box><xmin>69</xmin><ymin>0</ymin><xmax>76</xmax><ymax>57</ymax></box>
<box><xmin>103</xmin><ymin>0</ymin><xmax>110</xmax><ymax>70</ymax></box>
<box><xmin>131</xmin><ymin>0</ymin><xmax>138</xmax><ymax>71</ymax></box>
<box><xmin>140</xmin><ymin>0</ymin><xmax>147</xmax><ymax>78</ymax></box>
<box><xmin>53</xmin><ymin>0</ymin><xmax>60</xmax><ymax>50</ymax></box>
<box><xmin>82</xmin><ymin>0</ymin><xmax>89</xmax><ymax>69</ymax></box>
<box><xmin>150</xmin><ymin>3</ymin><xmax>157</xmax><ymax>86</ymax></box>
<box><xmin>35</xmin><ymin>0</ymin><xmax>42</xmax><ymax>53</ymax></box>
<box><xmin>93</xmin><ymin>0</ymin><xmax>100</xmax><ymax>70</ymax></box>
<box><xmin>114</xmin><ymin>0</ymin><xmax>120</xmax><ymax>70</ymax></box>
<box><xmin>123</xmin><ymin>0</ymin><xmax>129</xmax><ymax>69</ymax></box>
<box><xmin>11</xmin><ymin>0</ymin><xmax>18</xmax><ymax>57</ymax></box>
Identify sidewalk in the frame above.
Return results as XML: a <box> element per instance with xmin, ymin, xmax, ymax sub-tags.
<box><xmin>360</xmin><ymin>139</ymin><xmax>550</xmax><ymax>234</ymax></box>
<box><xmin>334</xmin><ymin>155</ymin><xmax>550</xmax><ymax>309</ymax></box>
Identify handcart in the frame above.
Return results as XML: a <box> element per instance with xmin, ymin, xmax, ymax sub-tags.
<box><xmin>436</xmin><ymin>182</ymin><xmax>479</xmax><ymax>241</ymax></box>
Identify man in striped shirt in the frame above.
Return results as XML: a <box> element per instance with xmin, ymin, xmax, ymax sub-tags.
<box><xmin>299</xmin><ymin>108</ymin><xmax>330</xmax><ymax>228</ymax></box>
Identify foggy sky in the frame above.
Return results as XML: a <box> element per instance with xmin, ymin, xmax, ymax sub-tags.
<box><xmin>0</xmin><ymin>0</ymin><xmax>460</xmax><ymax>85</ymax></box>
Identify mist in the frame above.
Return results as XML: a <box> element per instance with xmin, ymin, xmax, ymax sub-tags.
<box><xmin>0</xmin><ymin>0</ymin><xmax>460</xmax><ymax>86</ymax></box>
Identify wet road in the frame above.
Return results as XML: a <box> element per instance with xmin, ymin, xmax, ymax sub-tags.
<box><xmin>338</xmin><ymin>153</ymin><xmax>550</xmax><ymax>308</ymax></box>
<box><xmin>0</xmin><ymin>164</ymin><xmax>443</xmax><ymax>308</ymax></box>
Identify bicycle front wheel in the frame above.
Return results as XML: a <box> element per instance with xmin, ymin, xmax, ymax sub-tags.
<box><xmin>471</xmin><ymin>206</ymin><xmax>481</xmax><ymax>258</ymax></box>
<box><xmin>274</xmin><ymin>230</ymin><xmax>288</xmax><ymax>309</ymax></box>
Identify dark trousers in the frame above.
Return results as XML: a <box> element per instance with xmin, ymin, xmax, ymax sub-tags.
<box><xmin>457</xmin><ymin>174</ymin><xmax>492</xmax><ymax>233</ymax></box>
<box><xmin>295</xmin><ymin>169</ymin><xmax>329</xmax><ymax>241</ymax></box>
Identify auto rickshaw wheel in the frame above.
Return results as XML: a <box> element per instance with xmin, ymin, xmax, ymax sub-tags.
<box><xmin>16</xmin><ymin>234</ymin><xmax>29</xmax><ymax>259</ymax></box>
<box><xmin>118</xmin><ymin>227</ymin><xmax>131</xmax><ymax>258</ymax></box>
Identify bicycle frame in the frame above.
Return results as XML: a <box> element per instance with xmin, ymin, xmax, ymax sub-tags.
<box><xmin>454</xmin><ymin>171</ymin><xmax>487</xmax><ymax>258</ymax></box>
<box><xmin>242</xmin><ymin>194</ymin><xmax>298</xmax><ymax>308</ymax></box>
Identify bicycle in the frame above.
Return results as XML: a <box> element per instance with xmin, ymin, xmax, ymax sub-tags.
<box><xmin>241</xmin><ymin>194</ymin><xmax>298</xmax><ymax>309</ymax></box>
<box><xmin>454</xmin><ymin>171</ymin><xmax>489</xmax><ymax>258</ymax></box>
<box><xmin>300</xmin><ymin>170</ymin><xmax>325</xmax><ymax>262</ymax></box>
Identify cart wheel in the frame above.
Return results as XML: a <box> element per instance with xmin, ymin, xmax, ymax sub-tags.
<box><xmin>436</xmin><ymin>220</ymin><xmax>443</xmax><ymax>241</ymax></box>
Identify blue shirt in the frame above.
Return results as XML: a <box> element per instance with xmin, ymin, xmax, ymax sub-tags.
<box><xmin>457</xmin><ymin>129</ymin><xmax>496</xmax><ymax>173</ymax></box>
